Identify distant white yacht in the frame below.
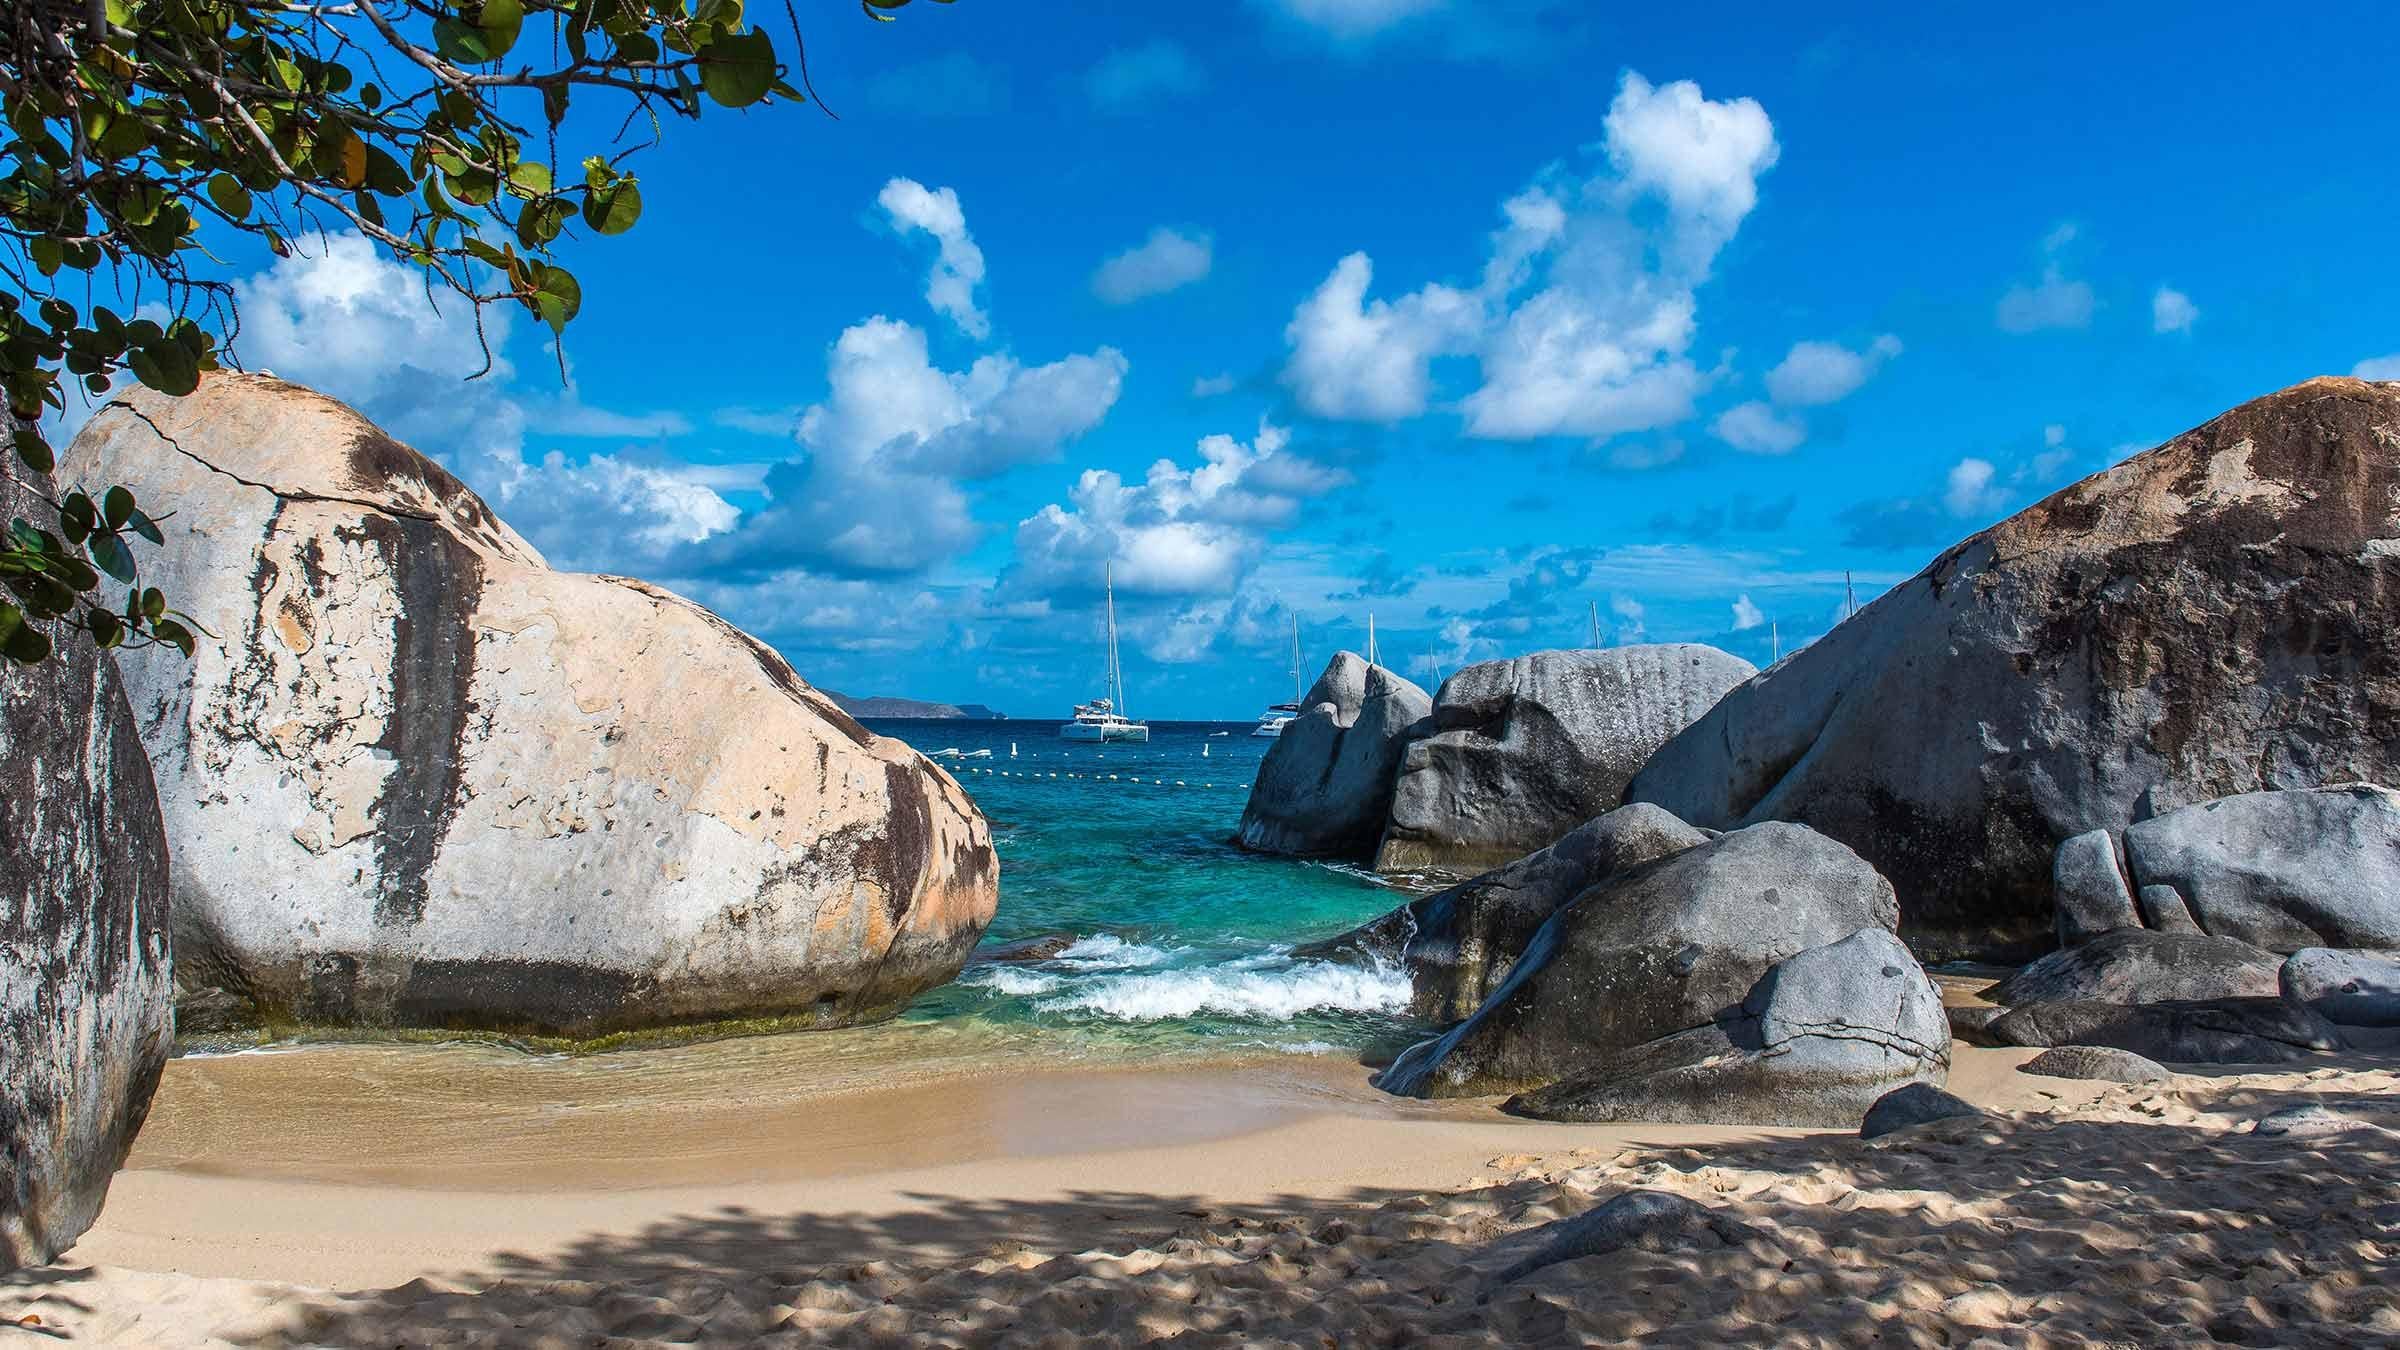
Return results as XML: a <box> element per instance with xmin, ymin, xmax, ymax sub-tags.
<box><xmin>1253</xmin><ymin>615</ymin><xmax>1303</xmax><ymax>738</ymax></box>
<box><xmin>1061</xmin><ymin>565</ymin><xmax>1149</xmax><ymax>743</ymax></box>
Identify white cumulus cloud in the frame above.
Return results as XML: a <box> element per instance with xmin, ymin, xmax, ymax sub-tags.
<box><xmin>2357</xmin><ymin>354</ymin><xmax>2400</xmax><ymax>381</ymax></box>
<box><xmin>877</xmin><ymin>178</ymin><xmax>989</xmax><ymax>339</ymax></box>
<box><xmin>2152</xmin><ymin>286</ymin><xmax>2199</xmax><ymax>334</ymax></box>
<box><xmin>1731</xmin><ymin>593</ymin><xmax>1764</xmax><ymax>630</ymax></box>
<box><xmin>1010</xmin><ymin>422</ymin><xmax>1348</xmax><ymax>599</ymax></box>
<box><xmin>1712</xmin><ymin>401</ymin><xmax>1805</xmax><ymax>455</ymax></box>
<box><xmin>1764</xmin><ymin>334</ymin><xmax>1902</xmax><ymax>407</ymax></box>
<box><xmin>1280</xmin><ymin>71</ymin><xmax>1778</xmax><ymax>444</ymax></box>
<box><xmin>1092</xmin><ymin>227</ymin><xmax>1214</xmax><ymax>304</ymax></box>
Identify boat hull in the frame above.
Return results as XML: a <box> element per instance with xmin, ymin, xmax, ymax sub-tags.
<box><xmin>1060</xmin><ymin>722</ymin><xmax>1149</xmax><ymax>743</ymax></box>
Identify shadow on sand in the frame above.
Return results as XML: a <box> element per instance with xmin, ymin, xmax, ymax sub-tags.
<box><xmin>236</xmin><ymin>1068</ymin><xmax>2400</xmax><ymax>1348</ymax></box>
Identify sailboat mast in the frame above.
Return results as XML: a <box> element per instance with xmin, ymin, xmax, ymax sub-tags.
<box><xmin>1589</xmin><ymin>599</ymin><xmax>1600</xmax><ymax>649</ymax></box>
<box><xmin>1291</xmin><ymin>614</ymin><xmax>1302</xmax><ymax>703</ymax></box>
<box><xmin>1367</xmin><ymin>612</ymin><xmax>1378</xmax><ymax>669</ymax></box>
<box><xmin>1104</xmin><ymin>563</ymin><xmax>1125</xmax><ymax>717</ymax></box>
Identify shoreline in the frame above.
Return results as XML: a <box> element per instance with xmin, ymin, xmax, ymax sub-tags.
<box><xmin>13</xmin><ymin>1042</ymin><xmax>2395</xmax><ymax>1346</ymax></box>
<box><xmin>56</xmin><ymin>1030</ymin><xmax>2120</xmax><ymax>1291</ymax></box>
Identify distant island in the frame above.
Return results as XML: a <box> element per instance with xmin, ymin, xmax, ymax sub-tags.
<box><xmin>825</xmin><ymin>692</ymin><xmax>1008</xmax><ymax>720</ymax></box>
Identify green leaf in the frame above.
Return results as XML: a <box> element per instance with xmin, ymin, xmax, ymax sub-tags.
<box><xmin>127</xmin><ymin>510</ymin><xmax>163</xmax><ymax>546</ymax></box>
<box><xmin>699</xmin><ymin>29</ymin><xmax>776</xmax><ymax>107</ymax></box>
<box><xmin>128</xmin><ymin>340</ymin><xmax>202</xmax><ymax>397</ymax></box>
<box><xmin>581</xmin><ymin>177</ymin><xmax>641</xmax><ymax>234</ymax></box>
<box><xmin>88</xmin><ymin>609</ymin><xmax>125</xmax><ymax>648</ymax></box>
<box><xmin>28</xmin><ymin>236</ymin><xmax>63</xmax><ymax>276</ymax></box>
<box><xmin>2</xmin><ymin>620</ymin><xmax>51</xmax><ymax>666</ymax></box>
<box><xmin>88</xmin><ymin>533</ymin><xmax>138</xmax><ymax>585</ymax></box>
<box><xmin>12</xmin><ymin>428</ymin><xmax>55</xmax><ymax>475</ymax></box>
<box><xmin>103</xmin><ymin>486</ymin><xmax>135</xmax><ymax>530</ymax></box>
<box><xmin>141</xmin><ymin>587</ymin><xmax>166</xmax><ymax>621</ymax></box>
<box><xmin>507</xmin><ymin>159</ymin><xmax>553</xmax><ymax>197</ymax></box>
<box><xmin>206</xmin><ymin>173</ymin><xmax>253</xmax><ymax>219</ymax></box>
<box><xmin>478</xmin><ymin>0</ymin><xmax>526</xmax><ymax>58</ymax></box>
<box><xmin>0</xmin><ymin>603</ymin><xmax>18</xmax><ymax>647</ymax></box>
<box><xmin>432</xmin><ymin>16</ymin><xmax>493</xmax><ymax>63</ymax></box>
<box><xmin>151</xmin><ymin>617</ymin><xmax>195</xmax><ymax>658</ymax></box>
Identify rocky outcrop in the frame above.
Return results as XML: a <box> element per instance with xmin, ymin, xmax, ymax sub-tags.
<box><xmin>1859</xmin><ymin>1082</ymin><xmax>1984</xmax><ymax>1139</ymax></box>
<box><xmin>1234</xmin><ymin>653</ymin><xmax>1430</xmax><ymax>859</ymax></box>
<box><xmin>1504</xmin><ymin>926</ymin><xmax>1949</xmax><ymax>1128</ymax></box>
<box><xmin>65</xmin><ymin>375</ymin><xmax>997</xmax><ymax>1039</ymax></box>
<box><xmin>1297</xmin><ymin>803</ymin><xmax>1710</xmax><ymax>1022</ymax></box>
<box><xmin>1</xmin><ymin>469</ymin><xmax>173</xmax><ymax>1271</ymax></box>
<box><xmin>2019</xmin><ymin>1045</ymin><xmax>2172</xmax><ymax>1083</ymax></box>
<box><xmin>1378</xmin><ymin>821</ymin><xmax>1948</xmax><ymax>1126</ymax></box>
<box><xmin>2280</xmin><ymin>948</ymin><xmax>2400</xmax><ymax>1027</ymax></box>
<box><xmin>1630</xmin><ymin>379</ymin><xmax>2400</xmax><ymax>960</ymax></box>
<box><xmin>1374</xmin><ymin>646</ymin><xmax>1753</xmax><ymax>875</ymax></box>
<box><xmin>1986</xmin><ymin>930</ymin><xmax>2283</xmax><ymax>1007</ymax></box>
<box><xmin>2052</xmin><ymin>787</ymin><xmax>2400</xmax><ymax>954</ymax></box>
<box><xmin>1987</xmin><ymin>997</ymin><xmax>2343</xmax><ymax>1064</ymax></box>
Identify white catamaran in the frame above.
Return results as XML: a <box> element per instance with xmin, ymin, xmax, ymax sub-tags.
<box><xmin>1252</xmin><ymin>615</ymin><xmax>1304</xmax><ymax>737</ymax></box>
<box><xmin>1061</xmin><ymin>564</ymin><xmax>1149</xmax><ymax>743</ymax></box>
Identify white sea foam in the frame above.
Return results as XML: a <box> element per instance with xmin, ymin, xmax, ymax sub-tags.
<box><xmin>963</xmin><ymin>967</ymin><xmax>1066</xmax><ymax>997</ymax></box>
<box><xmin>1052</xmin><ymin>934</ymin><xmax>1175</xmax><ymax>968</ymax></box>
<box><xmin>1037</xmin><ymin>958</ymin><xmax>1409</xmax><ymax>1022</ymax></box>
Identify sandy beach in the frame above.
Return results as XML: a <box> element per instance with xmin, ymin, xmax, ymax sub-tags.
<box><xmin>9</xmin><ymin>1023</ymin><xmax>2397</xmax><ymax>1348</ymax></box>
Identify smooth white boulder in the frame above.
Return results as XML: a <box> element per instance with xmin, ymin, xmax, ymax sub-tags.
<box><xmin>66</xmin><ymin>374</ymin><xmax>998</xmax><ymax>1038</ymax></box>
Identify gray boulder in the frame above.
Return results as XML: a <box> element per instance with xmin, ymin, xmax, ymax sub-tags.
<box><xmin>1377</xmin><ymin>821</ymin><xmax>1900</xmax><ymax>1100</ymax></box>
<box><xmin>1298</xmin><ymin>803</ymin><xmax>1710</xmax><ymax>1022</ymax></box>
<box><xmin>67</xmin><ymin>376</ymin><xmax>998</xmax><ymax>1039</ymax></box>
<box><xmin>1506</xmin><ymin>927</ymin><xmax>1949</xmax><ymax>1128</ymax></box>
<box><xmin>1</xmin><ymin>467</ymin><xmax>174</xmax><ymax>1271</ymax></box>
<box><xmin>1234</xmin><ymin>653</ymin><xmax>1430</xmax><ymax>859</ymax></box>
<box><xmin>1986</xmin><ymin>929</ymin><xmax>2283</xmax><ymax>1007</ymax></box>
<box><xmin>1481</xmin><ymin>1191</ymin><xmax>1762</xmax><ymax>1297</ymax></box>
<box><xmin>1631</xmin><ymin>378</ymin><xmax>2400</xmax><ymax>961</ymax></box>
<box><xmin>2279</xmin><ymin>948</ymin><xmax>2400</xmax><ymax>1027</ymax></box>
<box><xmin>2052</xmin><ymin>829</ymin><xmax>2138</xmax><ymax>944</ymax></box>
<box><xmin>2019</xmin><ymin>1046</ymin><xmax>2173</xmax><ymax>1083</ymax></box>
<box><xmin>1987</xmin><ymin>997</ymin><xmax>2343</xmax><ymax>1064</ymax></box>
<box><xmin>1860</xmin><ymin>1082</ymin><xmax>1984</xmax><ymax>1139</ymax></box>
<box><xmin>2251</xmin><ymin>1103</ymin><xmax>2384</xmax><ymax>1138</ymax></box>
<box><xmin>1374</xmin><ymin>646</ymin><xmax>1753</xmax><ymax>875</ymax></box>
<box><xmin>2120</xmin><ymin>787</ymin><xmax>2400</xmax><ymax>952</ymax></box>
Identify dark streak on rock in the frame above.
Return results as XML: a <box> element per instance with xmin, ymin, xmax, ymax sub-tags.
<box><xmin>354</xmin><ymin>514</ymin><xmax>483</xmax><ymax>929</ymax></box>
<box><xmin>878</xmin><ymin>759</ymin><xmax>933</xmax><ymax>925</ymax></box>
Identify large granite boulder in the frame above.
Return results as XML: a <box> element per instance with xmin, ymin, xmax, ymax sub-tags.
<box><xmin>1373</xmin><ymin>646</ymin><xmax>1753</xmax><ymax>875</ymax></box>
<box><xmin>2053</xmin><ymin>787</ymin><xmax>2400</xmax><ymax>953</ymax></box>
<box><xmin>1234</xmin><ymin>653</ymin><xmax>1430</xmax><ymax>859</ymax></box>
<box><xmin>1297</xmin><ymin>803</ymin><xmax>1710</xmax><ymax>1022</ymax></box>
<box><xmin>1505</xmin><ymin>926</ymin><xmax>1949</xmax><ymax>1128</ymax></box>
<box><xmin>1630</xmin><ymin>379</ymin><xmax>2400</xmax><ymax>961</ymax></box>
<box><xmin>1</xmin><ymin>469</ymin><xmax>174</xmax><ymax>1270</ymax></box>
<box><xmin>1376</xmin><ymin>821</ymin><xmax>1905</xmax><ymax>1100</ymax></box>
<box><xmin>2280</xmin><ymin>948</ymin><xmax>2400</xmax><ymax>1027</ymax></box>
<box><xmin>1987</xmin><ymin>997</ymin><xmax>2343</xmax><ymax>1064</ymax></box>
<box><xmin>65</xmin><ymin>375</ymin><xmax>997</xmax><ymax>1039</ymax></box>
<box><xmin>1986</xmin><ymin>929</ymin><xmax>2284</xmax><ymax>1007</ymax></box>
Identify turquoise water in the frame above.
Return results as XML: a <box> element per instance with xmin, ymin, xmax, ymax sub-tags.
<box><xmin>868</xmin><ymin>719</ymin><xmax>1425</xmax><ymax>1059</ymax></box>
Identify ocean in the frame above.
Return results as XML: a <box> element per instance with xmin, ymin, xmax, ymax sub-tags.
<box><xmin>869</xmin><ymin>718</ymin><xmax>1426</xmax><ymax>1064</ymax></box>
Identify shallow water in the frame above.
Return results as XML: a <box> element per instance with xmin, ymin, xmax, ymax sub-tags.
<box><xmin>877</xmin><ymin>718</ymin><xmax>1424</xmax><ymax>1061</ymax></box>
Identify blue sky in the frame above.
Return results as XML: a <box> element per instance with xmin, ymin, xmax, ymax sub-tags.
<box><xmin>129</xmin><ymin>1</ymin><xmax>2400</xmax><ymax>718</ymax></box>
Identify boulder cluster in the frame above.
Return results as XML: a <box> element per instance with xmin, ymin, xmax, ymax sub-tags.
<box><xmin>1276</xmin><ymin>376</ymin><xmax>2400</xmax><ymax>1126</ymax></box>
<box><xmin>1238</xmin><ymin>644</ymin><xmax>1754</xmax><ymax>875</ymax></box>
